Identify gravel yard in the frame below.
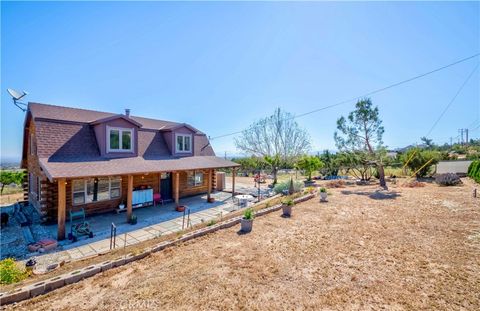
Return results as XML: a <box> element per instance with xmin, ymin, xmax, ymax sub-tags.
<box><xmin>6</xmin><ymin>178</ymin><xmax>480</xmax><ymax>310</ymax></box>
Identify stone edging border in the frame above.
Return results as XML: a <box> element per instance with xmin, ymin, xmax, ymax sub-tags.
<box><xmin>0</xmin><ymin>193</ymin><xmax>316</xmax><ymax>306</ymax></box>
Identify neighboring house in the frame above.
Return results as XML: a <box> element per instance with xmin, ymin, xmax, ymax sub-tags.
<box><xmin>21</xmin><ymin>102</ymin><xmax>239</xmax><ymax>240</ymax></box>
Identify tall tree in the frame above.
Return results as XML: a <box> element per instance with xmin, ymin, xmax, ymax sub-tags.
<box><xmin>334</xmin><ymin>98</ymin><xmax>387</xmax><ymax>188</ymax></box>
<box><xmin>235</xmin><ymin>108</ymin><xmax>311</xmax><ymax>184</ymax></box>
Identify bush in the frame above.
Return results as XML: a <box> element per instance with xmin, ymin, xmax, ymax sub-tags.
<box><xmin>273</xmin><ymin>180</ymin><xmax>304</xmax><ymax>194</ymax></box>
<box><xmin>0</xmin><ymin>258</ymin><xmax>28</xmax><ymax>285</ymax></box>
<box><xmin>282</xmin><ymin>198</ymin><xmax>294</xmax><ymax>206</ymax></box>
<box><xmin>326</xmin><ymin>180</ymin><xmax>346</xmax><ymax>188</ymax></box>
<box><xmin>468</xmin><ymin>160</ymin><xmax>480</xmax><ymax>183</ymax></box>
<box><xmin>435</xmin><ymin>173</ymin><xmax>462</xmax><ymax>186</ymax></box>
<box><xmin>401</xmin><ymin>148</ymin><xmax>440</xmax><ymax>177</ymax></box>
<box><xmin>243</xmin><ymin>208</ymin><xmax>254</xmax><ymax>220</ymax></box>
<box><xmin>402</xmin><ymin>180</ymin><xmax>425</xmax><ymax>188</ymax></box>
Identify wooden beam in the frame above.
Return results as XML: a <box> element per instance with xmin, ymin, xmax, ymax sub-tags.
<box><xmin>127</xmin><ymin>175</ymin><xmax>133</xmax><ymax>221</ymax></box>
<box><xmin>57</xmin><ymin>178</ymin><xmax>66</xmax><ymax>241</ymax></box>
<box><xmin>232</xmin><ymin>168</ymin><xmax>236</xmax><ymax>198</ymax></box>
<box><xmin>207</xmin><ymin>169</ymin><xmax>212</xmax><ymax>201</ymax></box>
<box><xmin>174</xmin><ymin>172</ymin><xmax>180</xmax><ymax>205</ymax></box>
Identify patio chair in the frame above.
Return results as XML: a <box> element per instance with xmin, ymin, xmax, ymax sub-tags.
<box><xmin>153</xmin><ymin>193</ymin><xmax>163</xmax><ymax>206</ymax></box>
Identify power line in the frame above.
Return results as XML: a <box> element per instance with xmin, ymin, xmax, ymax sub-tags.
<box><xmin>424</xmin><ymin>63</ymin><xmax>479</xmax><ymax>138</ymax></box>
<box><xmin>210</xmin><ymin>52</ymin><xmax>480</xmax><ymax>140</ymax></box>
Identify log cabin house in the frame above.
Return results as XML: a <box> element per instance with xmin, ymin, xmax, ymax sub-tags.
<box><xmin>21</xmin><ymin>102</ymin><xmax>239</xmax><ymax>240</ymax></box>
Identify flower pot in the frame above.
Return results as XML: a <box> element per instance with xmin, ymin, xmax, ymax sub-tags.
<box><xmin>240</xmin><ymin>218</ymin><xmax>253</xmax><ymax>233</ymax></box>
<box><xmin>176</xmin><ymin>205</ymin><xmax>186</xmax><ymax>212</ymax></box>
<box><xmin>119</xmin><ymin>204</ymin><xmax>125</xmax><ymax>210</ymax></box>
<box><xmin>130</xmin><ymin>218</ymin><xmax>137</xmax><ymax>225</ymax></box>
<box><xmin>320</xmin><ymin>192</ymin><xmax>328</xmax><ymax>202</ymax></box>
<box><xmin>207</xmin><ymin>197</ymin><xmax>215</xmax><ymax>203</ymax></box>
<box><xmin>282</xmin><ymin>205</ymin><xmax>292</xmax><ymax>217</ymax></box>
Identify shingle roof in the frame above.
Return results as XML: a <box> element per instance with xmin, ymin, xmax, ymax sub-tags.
<box><xmin>39</xmin><ymin>156</ymin><xmax>239</xmax><ymax>180</ymax></box>
<box><xmin>28</xmin><ymin>102</ymin><xmax>199</xmax><ymax>132</ymax></box>
<box><xmin>26</xmin><ymin>102</ymin><xmax>237</xmax><ymax>180</ymax></box>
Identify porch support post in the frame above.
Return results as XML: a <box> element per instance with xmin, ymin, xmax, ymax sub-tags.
<box><xmin>127</xmin><ymin>175</ymin><xmax>133</xmax><ymax>221</ymax></box>
<box><xmin>232</xmin><ymin>167</ymin><xmax>236</xmax><ymax>198</ymax></box>
<box><xmin>207</xmin><ymin>169</ymin><xmax>212</xmax><ymax>201</ymax></box>
<box><xmin>174</xmin><ymin>172</ymin><xmax>180</xmax><ymax>205</ymax></box>
<box><xmin>57</xmin><ymin>178</ymin><xmax>66</xmax><ymax>241</ymax></box>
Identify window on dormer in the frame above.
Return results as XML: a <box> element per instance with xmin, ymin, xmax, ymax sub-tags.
<box><xmin>107</xmin><ymin>126</ymin><xmax>133</xmax><ymax>152</ymax></box>
<box><xmin>176</xmin><ymin>134</ymin><xmax>192</xmax><ymax>153</ymax></box>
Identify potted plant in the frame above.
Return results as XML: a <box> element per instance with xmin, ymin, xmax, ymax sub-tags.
<box><xmin>319</xmin><ymin>187</ymin><xmax>328</xmax><ymax>202</ymax></box>
<box><xmin>240</xmin><ymin>208</ymin><xmax>254</xmax><ymax>233</ymax></box>
<box><xmin>129</xmin><ymin>214</ymin><xmax>137</xmax><ymax>225</ymax></box>
<box><xmin>282</xmin><ymin>198</ymin><xmax>294</xmax><ymax>217</ymax></box>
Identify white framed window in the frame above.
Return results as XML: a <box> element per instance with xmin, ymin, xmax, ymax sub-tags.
<box><xmin>187</xmin><ymin>170</ymin><xmax>204</xmax><ymax>187</ymax></box>
<box><xmin>175</xmin><ymin>133</ymin><xmax>192</xmax><ymax>153</ymax></box>
<box><xmin>72</xmin><ymin>176</ymin><xmax>122</xmax><ymax>205</ymax></box>
<box><xmin>107</xmin><ymin>126</ymin><xmax>133</xmax><ymax>152</ymax></box>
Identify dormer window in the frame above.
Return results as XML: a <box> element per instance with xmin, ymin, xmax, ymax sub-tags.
<box><xmin>175</xmin><ymin>133</ymin><xmax>192</xmax><ymax>153</ymax></box>
<box><xmin>107</xmin><ymin>126</ymin><xmax>133</xmax><ymax>152</ymax></box>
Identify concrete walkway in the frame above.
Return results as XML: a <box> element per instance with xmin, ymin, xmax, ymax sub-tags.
<box><xmin>33</xmin><ymin>192</ymin><xmax>249</xmax><ymax>267</ymax></box>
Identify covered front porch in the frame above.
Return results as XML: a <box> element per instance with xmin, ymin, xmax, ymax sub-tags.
<box><xmin>54</xmin><ymin>168</ymin><xmax>239</xmax><ymax>240</ymax></box>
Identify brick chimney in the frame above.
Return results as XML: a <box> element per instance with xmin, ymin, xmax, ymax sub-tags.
<box><xmin>125</xmin><ymin>108</ymin><xmax>130</xmax><ymax>117</ymax></box>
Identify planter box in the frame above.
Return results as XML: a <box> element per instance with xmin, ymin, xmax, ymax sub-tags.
<box><xmin>0</xmin><ymin>288</ymin><xmax>30</xmax><ymax>305</ymax></box>
<box><xmin>27</xmin><ymin>281</ymin><xmax>46</xmax><ymax>297</ymax></box>
<box><xmin>44</xmin><ymin>275</ymin><xmax>65</xmax><ymax>292</ymax></box>
<box><xmin>99</xmin><ymin>260</ymin><xmax>113</xmax><ymax>272</ymax></box>
<box><xmin>82</xmin><ymin>265</ymin><xmax>101</xmax><ymax>278</ymax></box>
<box><xmin>64</xmin><ymin>270</ymin><xmax>84</xmax><ymax>285</ymax></box>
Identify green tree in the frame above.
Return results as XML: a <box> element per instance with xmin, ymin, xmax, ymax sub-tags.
<box><xmin>263</xmin><ymin>154</ymin><xmax>282</xmax><ymax>185</ymax></box>
<box><xmin>401</xmin><ymin>148</ymin><xmax>440</xmax><ymax>178</ymax></box>
<box><xmin>0</xmin><ymin>170</ymin><xmax>25</xmax><ymax>195</ymax></box>
<box><xmin>296</xmin><ymin>156</ymin><xmax>324</xmax><ymax>181</ymax></box>
<box><xmin>420</xmin><ymin>137</ymin><xmax>435</xmax><ymax>149</ymax></box>
<box><xmin>318</xmin><ymin>150</ymin><xmax>340</xmax><ymax>176</ymax></box>
<box><xmin>336</xmin><ymin>151</ymin><xmax>374</xmax><ymax>181</ymax></box>
<box><xmin>334</xmin><ymin>98</ymin><xmax>387</xmax><ymax>188</ymax></box>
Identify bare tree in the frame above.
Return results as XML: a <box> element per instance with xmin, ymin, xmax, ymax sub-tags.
<box><xmin>235</xmin><ymin>108</ymin><xmax>311</xmax><ymax>183</ymax></box>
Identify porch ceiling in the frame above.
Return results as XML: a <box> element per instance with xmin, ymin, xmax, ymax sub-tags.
<box><xmin>39</xmin><ymin>156</ymin><xmax>239</xmax><ymax>181</ymax></box>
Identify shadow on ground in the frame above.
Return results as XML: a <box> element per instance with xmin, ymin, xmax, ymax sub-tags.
<box><xmin>340</xmin><ymin>190</ymin><xmax>401</xmax><ymax>200</ymax></box>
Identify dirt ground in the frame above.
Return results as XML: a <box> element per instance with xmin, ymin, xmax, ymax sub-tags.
<box><xmin>6</xmin><ymin>178</ymin><xmax>480</xmax><ymax>310</ymax></box>
<box><xmin>0</xmin><ymin>192</ymin><xmax>23</xmax><ymax>206</ymax></box>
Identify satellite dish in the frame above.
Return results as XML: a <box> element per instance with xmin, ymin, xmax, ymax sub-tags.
<box><xmin>6</xmin><ymin>88</ymin><xmax>28</xmax><ymax>112</ymax></box>
<box><xmin>7</xmin><ymin>88</ymin><xmax>28</xmax><ymax>101</ymax></box>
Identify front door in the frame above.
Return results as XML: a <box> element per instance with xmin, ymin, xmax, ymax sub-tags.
<box><xmin>160</xmin><ymin>173</ymin><xmax>173</xmax><ymax>201</ymax></box>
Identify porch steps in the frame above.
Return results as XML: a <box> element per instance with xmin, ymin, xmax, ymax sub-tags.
<box><xmin>21</xmin><ymin>226</ymin><xmax>35</xmax><ymax>245</ymax></box>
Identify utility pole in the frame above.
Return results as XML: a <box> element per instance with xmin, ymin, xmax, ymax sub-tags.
<box><xmin>465</xmin><ymin>128</ymin><xmax>469</xmax><ymax>145</ymax></box>
<box><xmin>458</xmin><ymin>129</ymin><xmax>464</xmax><ymax>145</ymax></box>
<box><xmin>224</xmin><ymin>151</ymin><xmax>227</xmax><ymax>160</ymax></box>
<box><xmin>450</xmin><ymin>137</ymin><xmax>453</xmax><ymax>146</ymax></box>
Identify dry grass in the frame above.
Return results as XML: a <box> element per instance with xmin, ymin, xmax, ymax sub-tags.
<box><xmin>6</xmin><ymin>179</ymin><xmax>480</xmax><ymax>310</ymax></box>
<box><xmin>0</xmin><ymin>192</ymin><xmax>23</xmax><ymax>206</ymax></box>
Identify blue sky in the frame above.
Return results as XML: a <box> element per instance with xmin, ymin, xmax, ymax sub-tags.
<box><xmin>1</xmin><ymin>1</ymin><xmax>479</xmax><ymax>161</ymax></box>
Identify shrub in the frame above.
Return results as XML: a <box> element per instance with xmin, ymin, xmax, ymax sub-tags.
<box><xmin>282</xmin><ymin>198</ymin><xmax>294</xmax><ymax>206</ymax></box>
<box><xmin>319</xmin><ymin>187</ymin><xmax>327</xmax><ymax>193</ymax></box>
<box><xmin>402</xmin><ymin>180</ymin><xmax>425</xmax><ymax>188</ymax></box>
<box><xmin>435</xmin><ymin>173</ymin><xmax>462</xmax><ymax>186</ymax></box>
<box><xmin>0</xmin><ymin>258</ymin><xmax>28</xmax><ymax>285</ymax></box>
<box><xmin>326</xmin><ymin>180</ymin><xmax>346</xmax><ymax>188</ymax></box>
<box><xmin>243</xmin><ymin>208</ymin><xmax>254</xmax><ymax>220</ymax></box>
<box><xmin>468</xmin><ymin>160</ymin><xmax>480</xmax><ymax>183</ymax></box>
<box><xmin>401</xmin><ymin>148</ymin><xmax>441</xmax><ymax>177</ymax></box>
<box><xmin>273</xmin><ymin>180</ymin><xmax>303</xmax><ymax>194</ymax></box>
